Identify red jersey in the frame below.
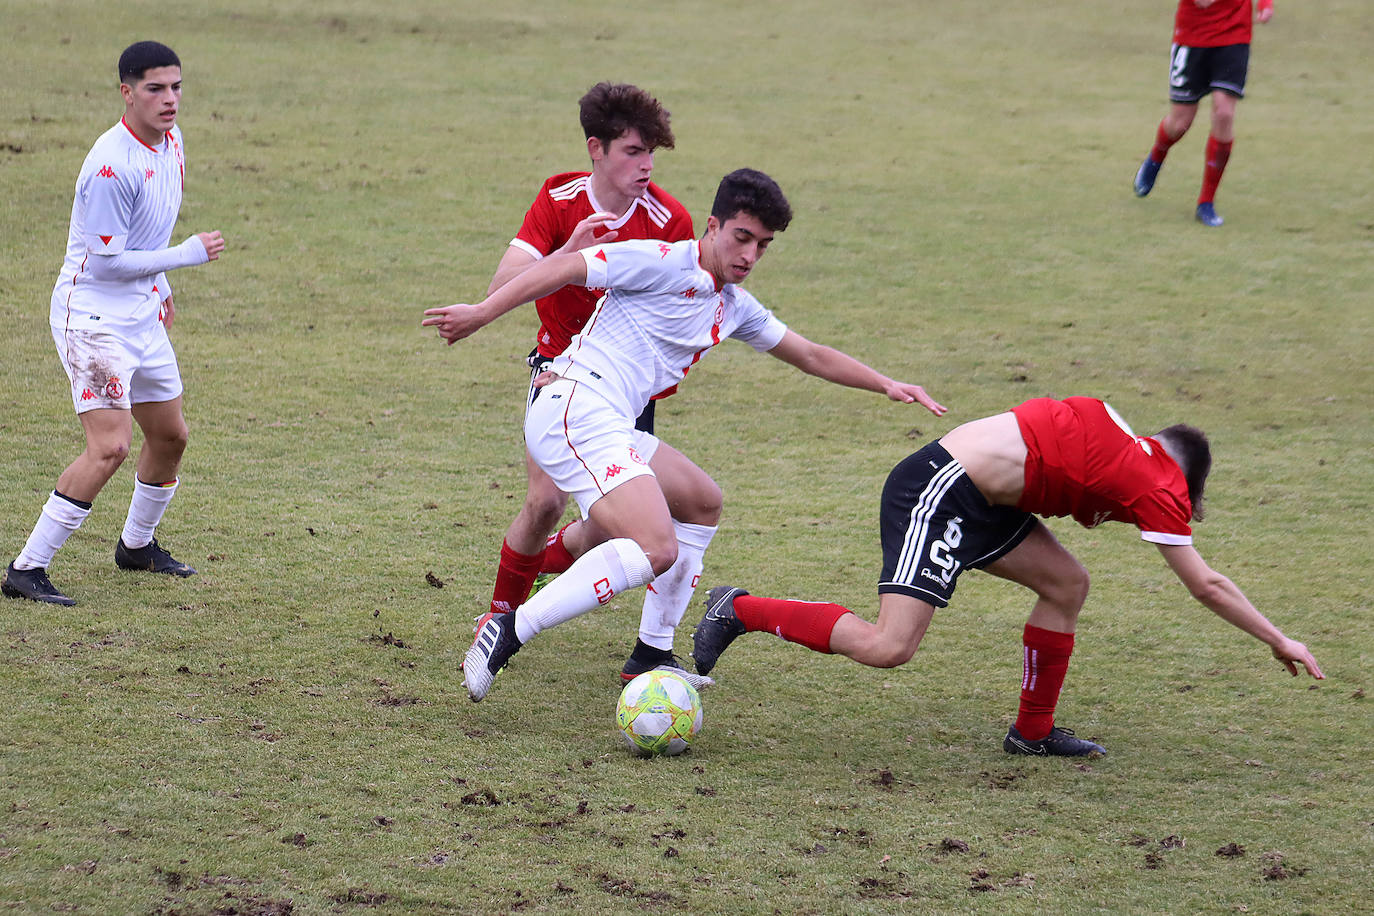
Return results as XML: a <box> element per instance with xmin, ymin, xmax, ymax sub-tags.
<box><xmin>1011</xmin><ymin>397</ymin><xmax>1193</xmax><ymax>545</ymax></box>
<box><xmin>510</xmin><ymin>172</ymin><xmax>694</xmax><ymax>358</ymax></box>
<box><xmin>1174</xmin><ymin>0</ymin><xmax>1260</xmax><ymax>48</ymax></box>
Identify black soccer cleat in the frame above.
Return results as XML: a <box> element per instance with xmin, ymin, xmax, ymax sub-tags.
<box><xmin>462</xmin><ymin>611</ymin><xmax>522</xmax><ymax>702</ymax></box>
<box><xmin>2</xmin><ymin>563</ymin><xmax>77</xmax><ymax>606</ymax></box>
<box><xmin>115</xmin><ymin>538</ymin><xmax>196</xmax><ymax>577</ymax></box>
<box><xmin>1003</xmin><ymin>724</ymin><xmax>1106</xmax><ymax>758</ymax></box>
<box><xmin>691</xmin><ymin>586</ymin><xmax>749</xmax><ymax>676</ymax></box>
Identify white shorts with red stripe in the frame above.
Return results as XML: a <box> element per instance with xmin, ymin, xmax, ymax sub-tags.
<box><xmin>51</xmin><ymin>322</ymin><xmax>183</xmax><ymax>413</ymax></box>
<box><xmin>524</xmin><ymin>376</ymin><xmax>659</xmax><ymax>516</ymax></box>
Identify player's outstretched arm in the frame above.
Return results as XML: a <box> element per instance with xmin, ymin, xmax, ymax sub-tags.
<box><xmin>487</xmin><ymin>213</ymin><xmax>619</xmax><ymax>296</ymax></box>
<box><xmin>423</xmin><ymin>250</ymin><xmax>590</xmax><ymax>345</ymax></box>
<box><xmin>765</xmin><ymin>330</ymin><xmax>947</xmax><ymax>417</ymax></box>
<box><xmin>1157</xmin><ymin>543</ymin><xmax>1324</xmax><ymax>679</ymax></box>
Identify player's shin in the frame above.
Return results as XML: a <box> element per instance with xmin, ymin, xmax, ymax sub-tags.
<box><xmin>513</xmin><ymin>538</ymin><xmax>654</xmax><ymax>644</ymax></box>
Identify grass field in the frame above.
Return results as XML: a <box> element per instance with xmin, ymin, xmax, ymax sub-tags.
<box><xmin>2</xmin><ymin>1</ymin><xmax>1372</xmax><ymax>913</ymax></box>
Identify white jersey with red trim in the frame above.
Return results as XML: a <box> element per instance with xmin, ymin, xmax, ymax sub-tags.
<box><xmin>548</xmin><ymin>238</ymin><xmax>788</xmax><ymax>417</ymax></box>
<box><xmin>50</xmin><ymin>119</ymin><xmax>186</xmax><ymax>334</ymax></box>
<box><xmin>1011</xmin><ymin>396</ymin><xmax>1194</xmax><ymax>545</ymax></box>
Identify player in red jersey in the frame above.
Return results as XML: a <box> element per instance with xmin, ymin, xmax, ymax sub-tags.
<box><xmin>454</xmin><ymin>82</ymin><xmax>714</xmax><ymax>686</ymax></box>
<box><xmin>1133</xmin><ymin>0</ymin><xmax>1275</xmax><ymax>226</ymax></box>
<box><xmin>693</xmin><ymin>397</ymin><xmax>1323</xmax><ymax>757</ymax></box>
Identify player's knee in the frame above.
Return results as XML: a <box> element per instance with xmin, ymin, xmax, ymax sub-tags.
<box><xmin>1056</xmin><ymin>562</ymin><xmax>1090</xmax><ymax>610</ymax></box>
<box><xmin>684</xmin><ymin>479</ymin><xmax>723</xmax><ymax>526</ymax></box>
<box><xmin>524</xmin><ymin>490</ymin><xmax>568</xmax><ymax>531</ymax></box>
<box><xmin>868</xmin><ymin>637</ymin><xmax>918</xmax><ymax>669</ymax></box>
<box><xmin>642</xmin><ymin>535</ymin><xmax>679</xmax><ymax>576</ymax></box>
<box><xmin>158</xmin><ymin>423</ymin><xmax>189</xmax><ymax>459</ymax></box>
<box><xmin>89</xmin><ymin>439</ymin><xmax>131</xmax><ymax>470</ymax></box>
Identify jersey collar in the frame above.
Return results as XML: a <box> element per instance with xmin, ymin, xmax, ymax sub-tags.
<box><xmin>120</xmin><ymin>116</ymin><xmax>167</xmax><ymax>153</ymax></box>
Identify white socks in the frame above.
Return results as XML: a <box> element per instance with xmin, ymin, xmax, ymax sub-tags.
<box><xmin>15</xmin><ymin>492</ymin><xmax>91</xmax><ymax>570</ymax></box>
<box><xmin>121</xmin><ymin>478</ymin><xmax>178</xmax><ymax>549</ymax></box>
<box><xmin>638</xmin><ymin>521</ymin><xmax>717</xmax><ymax>651</ymax></box>
<box><xmin>514</xmin><ymin>538</ymin><xmax>654</xmax><ymax>644</ymax></box>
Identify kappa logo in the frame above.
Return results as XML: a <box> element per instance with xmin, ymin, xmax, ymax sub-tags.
<box><xmin>80</xmin><ymin>388</ymin><xmax>97</xmax><ymax>401</ymax></box>
<box><xmin>657</xmin><ymin>242</ymin><xmax>672</xmax><ymax>258</ymax></box>
<box><xmin>604</xmin><ymin>463</ymin><xmax>626</xmax><ymax>479</ymax></box>
<box><xmin>144</xmin><ymin>168</ymin><xmax>155</xmax><ymax>182</ymax></box>
<box><xmin>97</xmin><ymin>165</ymin><xmax>116</xmax><ymax>179</ymax></box>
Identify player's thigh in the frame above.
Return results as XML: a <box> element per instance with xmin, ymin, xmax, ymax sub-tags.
<box><xmin>981</xmin><ymin>522</ymin><xmax>1089</xmax><ymax>609</ymax></box>
<box><xmin>77</xmin><ymin>406</ymin><xmax>134</xmax><ymax>457</ymax></box>
<box><xmin>131</xmin><ymin>395</ymin><xmax>188</xmax><ymax>449</ymax></box>
<box><xmin>129</xmin><ymin>323</ymin><xmax>185</xmax><ymax>409</ymax></box>
<box><xmin>645</xmin><ymin>440</ymin><xmax>722</xmax><ymax>526</ymax></box>
<box><xmin>522</xmin><ymin>449</ymin><xmax>569</xmax><ymax>511</ymax></box>
<box><xmin>585</xmin><ymin>476</ymin><xmax>676</xmax><ymax>571</ymax></box>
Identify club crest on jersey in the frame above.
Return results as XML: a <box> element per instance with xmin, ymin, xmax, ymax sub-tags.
<box><xmin>104</xmin><ymin>376</ymin><xmax>124</xmax><ymax>399</ymax></box>
<box><xmin>144</xmin><ymin>168</ymin><xmax>155</xmax><ymax>182</ymax></box>
<box><xmin>681</xmin><ymin>287</ymin><xmax>696</xmax><ymax>299</ymax></box>
<box><xmin>628</xmin><ymin>447</ymin><xmax>647</xmax><ymax>466</ymax></box>
<box><xmin>714</xmin><ymin>301</ymin><xmax>725</xmax><ymax>324</ymax></box>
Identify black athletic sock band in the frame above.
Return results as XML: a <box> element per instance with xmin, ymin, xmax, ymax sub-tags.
<box><xmin>53</xmin><ymin>490</ymin><xmax>93</xmax><ymax>511</ymax></box>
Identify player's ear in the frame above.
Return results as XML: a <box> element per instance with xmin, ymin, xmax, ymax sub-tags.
<box><xmin>587</xmin><ymin>136</ymin><xmax>604</xmax><ymax>163</ymax></box>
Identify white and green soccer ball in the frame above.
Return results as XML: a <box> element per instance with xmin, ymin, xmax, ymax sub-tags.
<box><xmin>616</xmin><ymin>670</ymin><xmax>703</xmax><ymax>756</ymax></box>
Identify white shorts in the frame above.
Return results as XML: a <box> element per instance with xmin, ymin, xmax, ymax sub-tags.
<box><xmin>525</xmin><ymin>377</ymin><xmax>660</xmax><ymax>516</ymax></box>
<box><xmin>52</xmin><ymin>323</ymin><xmax>183</xmax><ymax>413</ymax></box>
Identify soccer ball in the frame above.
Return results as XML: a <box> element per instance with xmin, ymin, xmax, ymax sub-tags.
<box><xmin>616</xmin><ymin>670</ymin><xmax>703</xmax><ymax>756</ymax></box>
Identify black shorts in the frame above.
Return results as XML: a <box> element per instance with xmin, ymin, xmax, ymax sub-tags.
<box><xmin>526</xmin><ymin>347</ymin><xmax>655</xmax><ymax>434</ymax></box>
<box><xmin>1169</xmin><ymin>43</ymin><xmax>1249</xmax><ymax>103</ymax></box>
<box><xmin>877</xmin><ymin>442</ymin><xmax>1036</xmax><ymax>607</ymax></box>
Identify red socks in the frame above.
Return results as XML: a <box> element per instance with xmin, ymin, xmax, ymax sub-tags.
<box><xmin>489</xmin><ymin>539</ymin><xmax>544</xmax><ymax>615</ymax></box>
<box><xmin>1149</xmin><ymin>120</ymin><xmax>1181</xmax><ymax>164</ymax></box>
<box><xmin>734</xmin><ymin>595</ymin><xmax>851</xmax><ymax>653</ymax></box>
<box><xmin>540</xmin><ymin>523</ymin><xmax>576</xmax><ymax>574</ymax></box>
<box><xmin>1199</xmin><ymin>134</ymin><xmax>1232</xmax><ymax>204</ymax></box>
<box><xmin>1014</xmin><ymin>624</ymin><xmax>1076</xmax><ymax>741</ymax></box>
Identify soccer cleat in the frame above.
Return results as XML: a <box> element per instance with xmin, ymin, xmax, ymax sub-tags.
<box><xmin>1133</xmin><ymin>157</ymin><xmax>1161</xmax><ymax>197</ymax></box>
<box><xmin>530</xmin><ymin>571</ymin><xmax>557</xmax><ymax>596</ymax></box>
<box><xmin>115</xmin><ymin>538</ymin><xmax>196</xmax><ymax>577</ymax></box>
<box><xmin>2</xmin><ymin>563</ymin><xmax>77</xmax><ymax>606</ymax></box>
<box><xmin>1003</xmin><ymin>724</ymin><xmax>1106</xmax><ymax>758</ymax></box>
<box><xmin>1195</xmin><ymin>202</ymin><xmax>1224</xmax><ymax>227</ymax></box>
<box><xmin>462</xmin><ymin>611</ymin><xmax>521</xmax><ymax>702</ymax></box>
<box><xmin>691</xmin><ymin>586</ymin><xmax>749</xmax><ymax>676</ymax></box>
<box><xmin>620</xmin><ymin>656</ymin><xmax>716</xmax><ymax>691</ymax></box>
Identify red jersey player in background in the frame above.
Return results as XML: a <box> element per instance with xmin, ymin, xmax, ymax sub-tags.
<box><xmin>453</xmin><ymin>82</ymin><xmax>718</xmax><ymax>687</ymax></box>
<box><xmin>1132</xmin><ymin>0</ymin><xmax>1275</xmax><ymax>226</ymax></box>
<box><xmin>692</xmin><ymin>397</ymin><xmax>1323</xmax><ymax>757</ymax></box>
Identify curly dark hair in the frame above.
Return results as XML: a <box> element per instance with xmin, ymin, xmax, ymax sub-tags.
<box><xmin>710</xmin><ymin>168</ymin><xmax>793</xmax><ymax>232</ymax></box>
<box><xmin>1155</xmin><ymin>423</ymin><xmax>1212</xmax><ymax>521</ymax></box>
<box><xmin>579</xmin><ymin>82</ymin><xmax>675</xmax><ymax>151</ymax></box>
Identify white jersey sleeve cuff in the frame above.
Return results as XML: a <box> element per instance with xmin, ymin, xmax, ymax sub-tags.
<box><xmin>1141</xmin><ymin>531</ymin><xmax>1192</xmax><ymax>546</ymax></box>
<box><xmin>509</xmin><ymin>238</ymin><xmax>543</xmax><ymax>260</ymax></box>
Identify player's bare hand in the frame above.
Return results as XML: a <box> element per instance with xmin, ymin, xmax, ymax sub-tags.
<box><xmin>560</xmin><ymin>211</ymin><xmax>620</xmax><ymax>253</ymax></box>
<box><xmin>1272</xmin><ymin>638</ymin><xmax>1323</xmax><ymax>679</ymax></box>
<box><xmin>160</xmin><ymin>294</ymin><xmax>176</xmax><ymax>330</ymax></box>
<box><xmin>532</xmin><ymin>370</ymin><xmax>560</xmax><ymax>389</ymax></box>
<box><xmin>1257</xmin><ymin>3</ymin><xmax>1273</xmax><ymax>23</ymax></box>
<box><xmin>197</xmin><ymin>231</ymin><xmax>225</xmax><ymax>261</ymax></box>
<box><xmin>421</xmin><ymin>303</ymin><xmax>490</xmax><ymax>344</ymax></box>
<box><xmin>888</xmin><ymin>382</ymin><xmax>948</xmax><ymax>417</ymax></box>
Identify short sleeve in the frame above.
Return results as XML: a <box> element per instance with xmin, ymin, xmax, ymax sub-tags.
<box><xmin>80</xmin><ymin>163</ymin><xmax>137</xmax><ymax>255</ymax></box>
<box><xmin>728</xmin><ymin>289</ymin><xmax>788</xmax><ymax>352</ymax></box>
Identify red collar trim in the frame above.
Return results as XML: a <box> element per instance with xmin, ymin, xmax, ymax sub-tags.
<box><xmin>121</xmin><ymin>116</ymin><xmax>166</xmax><ymax>153</ymax></box>
<box><xmin>695</xmin><ymin>241</ymin><xmax>724</xmax><ymax>292</ymax></box>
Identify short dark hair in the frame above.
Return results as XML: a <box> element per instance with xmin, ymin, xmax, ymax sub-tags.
<box><xmin>118</xmin><ymin>41</ymin><xmax>180</xmax><ymax>85</ymax></box>
<box><xmin>579</xmin><ymin>82</ymin><xmax>675</xmax><ymax>151</ymax></box>
<box><xmin>710</xmin><ymin>168</ymin><xmax>793</xmax><ymax>232</ymax></box>
<box><xmin>1156</xmin><ymin>424</ymin><xmax>1212</xmax><ymax>521</ymax></box>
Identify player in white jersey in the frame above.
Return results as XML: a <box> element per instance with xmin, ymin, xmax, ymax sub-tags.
<box><xmin>424</xmin><ymin>169</ymin><xmax>947</xmax><ymax>701</ymax></box>
<box><xmin>2</xmin><ymin>41</ymin><xmax>226</xmax><ymax>606</ymax></box>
